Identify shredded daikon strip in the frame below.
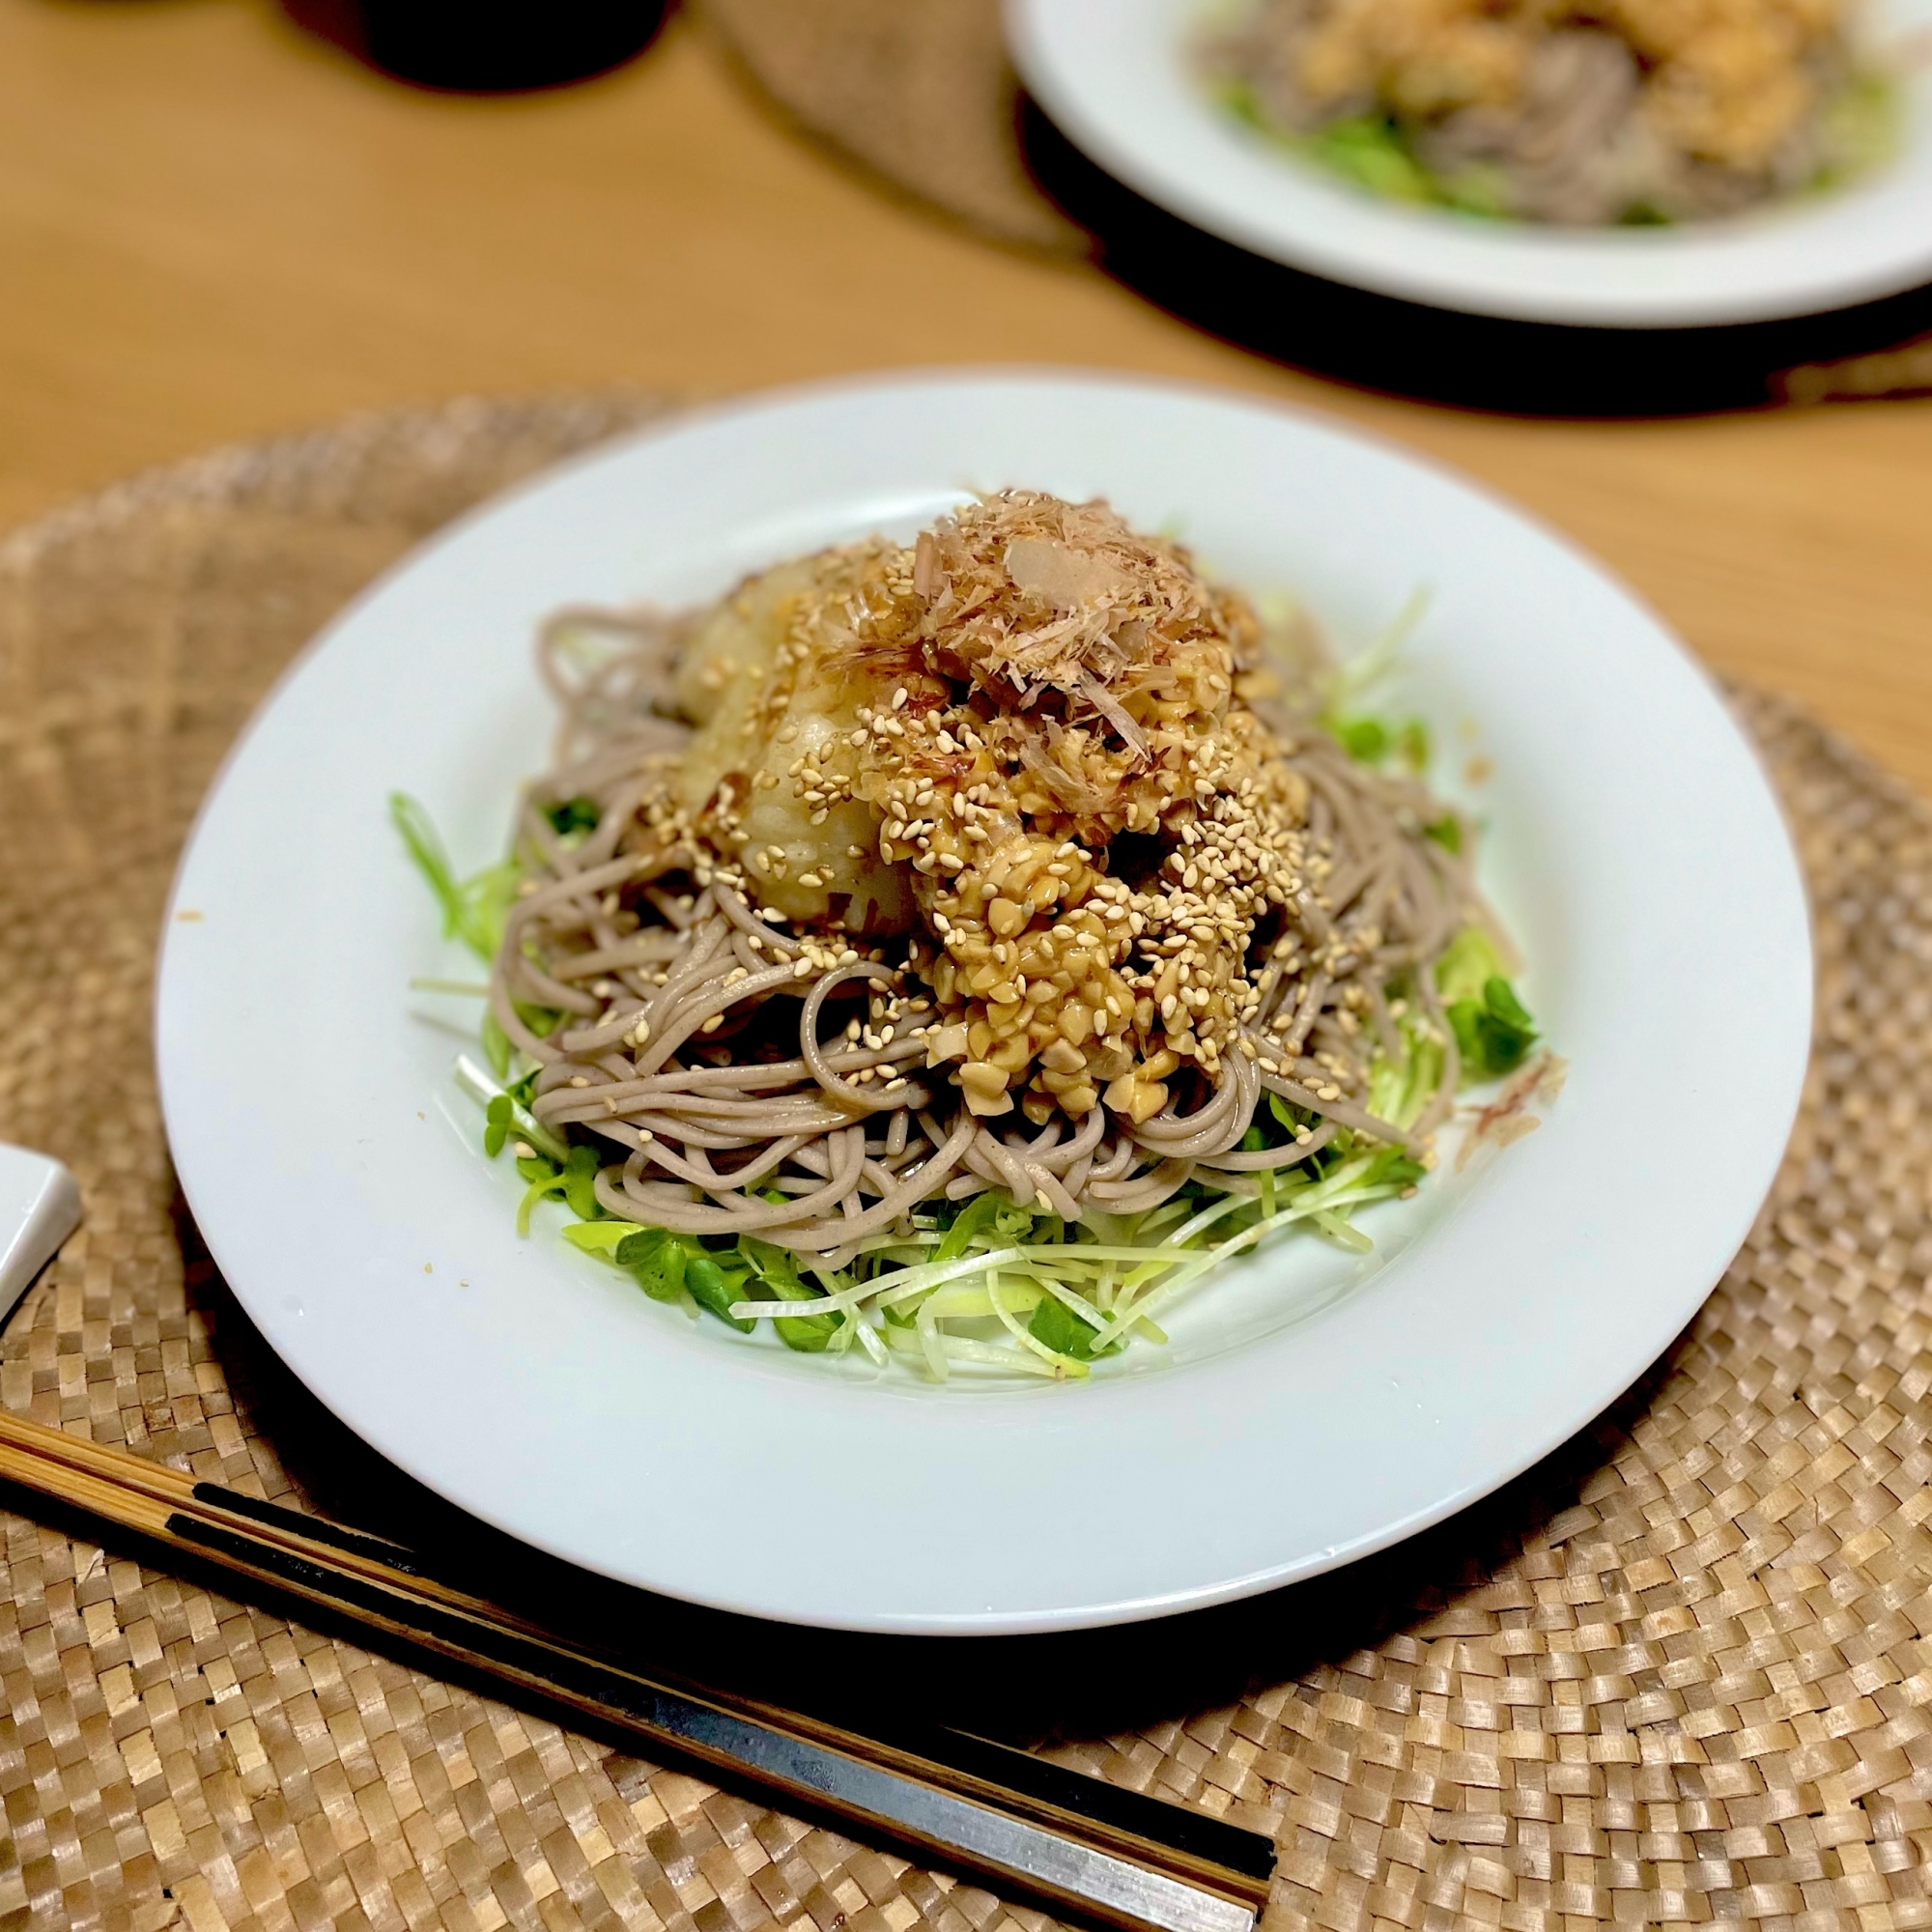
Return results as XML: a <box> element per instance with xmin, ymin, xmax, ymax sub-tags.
<box><xmin>882</xmin><ymin>1325</ymin><xmax>1063</xmax><ymax>1376</ymax></box>
<box><xmin>872</xmin><ymin>1246</ymin><xmax>1031</xmax><ymax>1305</ymax></box>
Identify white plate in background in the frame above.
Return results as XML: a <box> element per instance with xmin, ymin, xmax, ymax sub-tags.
<box><xmin>156</xmin><ymin>371</ymin><xmax>1810</xmax><ymax>1633</ymax></box>
<box><xmin>1008</xmin><ymin>0</ymin><xmax>1932</xmax><ymax>327</ymax></box>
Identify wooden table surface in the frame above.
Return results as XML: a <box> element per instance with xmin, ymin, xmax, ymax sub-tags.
<box><xmin>4</xmin><ymin>2</ymin><xmax>1929</xmax><ymax>786</ymax></box>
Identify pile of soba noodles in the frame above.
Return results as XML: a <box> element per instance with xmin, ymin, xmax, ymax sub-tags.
<box><xmin>409</xmin><ymin>492</ymin><xmax>1540</xmax><ymax>1379</ymax></box>
<box><xmin>1202</xmin><ymin>0</ymin><xmax>1889</xmax><ymax>224</ymax></box>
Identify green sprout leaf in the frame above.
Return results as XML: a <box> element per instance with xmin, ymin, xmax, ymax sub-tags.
<box><xmin>390</xmin><ymin>792</ymin><xmax>522</xmax><ymax>962</ymax></box>
<box><xmin>621</xmin><ymin>1229</ymin><xmax>692</xmax><ymax>1304</ymax></box>
<box><xmin>1332</xmin><ymin>714</ymin><xmax>1430</xmax><ymax>770</ymax></box>
<box><xmin>735</xmin><ymin>1237</ymin><xmax>849</xmax><ymax>1351</ymax></box>
<box><xmin>769</xmin><ymin>1280</ymin><xmax>844</xmax><ymax>1352</ymax></box>
<box><xmin>1447</xmin><ymin>973</ymin><xmax>1539</xmax><ymax>1080</ymax></box>
<box><xmin>1435</xmin><ymin>926</ymin><xmax>1506</xmax><ymax>1006</ymax></box>
<box><xmin>561</xmin><ymin>1220</ymin><xmax>639</xmax><ymax>1256</ymax></box>
<box><xmin>1362</xmin><ymin>1147</ymin><xmax>1428</xmax><ymax>1190</ymax></box>
<box><xmin>934</xmin><ymin>1192</ymin><xmax>1006</xmax><ymax>1264</ymax></box>
<box><xmin>1310</xmin><ymin>115</ymin><xmax>1435</xmax><ymax>203</ymax></box>
<box><xmin>560</xmin><ymin>1145</ymin><xmax>603</xmax><ymax>1220</ymax></box>
<box><xmin>683</xmin><ymin>1255</ymin><xmax>754</xmax><ymax>1334</ymax></box>
<box><xmin>737</xmin><ymin>1236</ymin><xmax>802</xmax><ymax>1292</ymax></box>
<box><xmin>1028</xmin><ymin>1294</ymin><xmax>1101</xmax><ymax>1362</ymax></box>
<box><xmin>507</xmin><ymin>1138</ymin><xmax>609</xmax><ymax>1233</ymax></box>
<box><xmin>513</xmin><ymin>1149</ymin><xmax>561</xmax><ymax>1235</ymax></box>
<box><xmin>543</xmin><ymin>796</ymin><xmax>601</xmax><ymax>837</ymax></box>
<box><xmin>561</xmin><ymin>1222</ymin><xmax>698</xmax><ymax>1305</ymax></box>
<box><xmin>1335</xmin><ymin>717</ymin><xmax>1389</xmax><ymax>763</ymax></box>
<box><xmin>1483</xmin><ymin>975</ymin><xmax>1534</xmax><ymax>1033</ymax></box>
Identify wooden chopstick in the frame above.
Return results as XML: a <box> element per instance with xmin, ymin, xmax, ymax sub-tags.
<box><xmin>0</xmin><ymin>1408</ymin><xmax>1274</xmax><ymax>1932</ymax></box>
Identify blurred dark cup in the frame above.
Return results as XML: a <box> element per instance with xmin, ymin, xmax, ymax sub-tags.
<box><xmin>358</xmin><ymin>0</ymin><xmax>668</xmax><ymax>91</ymax></box>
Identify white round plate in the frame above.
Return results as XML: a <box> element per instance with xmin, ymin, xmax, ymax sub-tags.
<box><xmin>1008</xmin><ymin>0</ymin><xmax>1932</xmax><ymax>327</ymax></box>
<box><xmin>157</xmin><ymin>372</ymin><xmax>1810</xmax><ymax>1633</ymax></box>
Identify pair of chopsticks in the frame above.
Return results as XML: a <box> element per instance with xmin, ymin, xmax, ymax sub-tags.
<box><xmin>0</xmin><ymin>1409</ymin><xmax>1274</xmax><ymax>1932</ymax></box>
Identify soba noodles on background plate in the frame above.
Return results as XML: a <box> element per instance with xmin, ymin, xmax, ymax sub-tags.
<box><xmin>1201</xmin><ymin>0</ymin><xmax>1895</xmax><ymax>223</ymax></box>
<box><xmin>397</xmin><ymin>491</ymin><xmax>1554</xmax><ymax>1381</ymax></box>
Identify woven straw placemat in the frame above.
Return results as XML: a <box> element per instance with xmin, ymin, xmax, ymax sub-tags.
<box><xmin>698</xmin><ymin>0</ymin><xmax>1082</xmax><ymax>254</ymax></box>
<box><xmin>6</xmin><ymin>393</ymin><xmax>1932</xmax><ymax>1932</ymax></box>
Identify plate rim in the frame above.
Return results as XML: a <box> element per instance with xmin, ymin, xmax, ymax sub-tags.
<box><xmin>155</xmin><ymin>366</ymin><xmax>1814</xmax><ymax>1633</ymax></box>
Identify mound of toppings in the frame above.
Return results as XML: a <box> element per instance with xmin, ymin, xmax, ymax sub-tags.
<box><xmin>1278</xmin><ymin>0</ymin><xmax>1845</xmax><ymax>165</ymax></box>
<box><xmin>668</xmin><ymin>492</ymin><xmax>1321</xmax><ymax>1129</ymax></box>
